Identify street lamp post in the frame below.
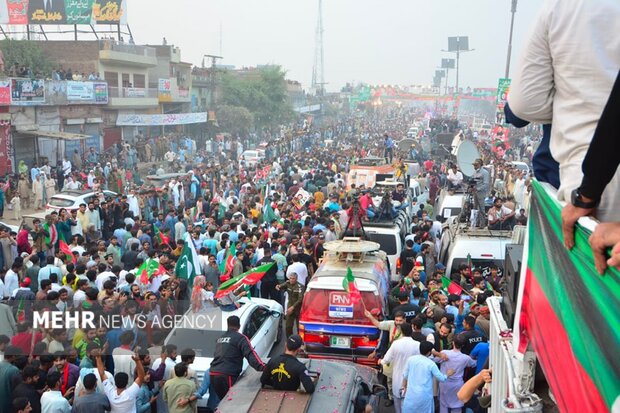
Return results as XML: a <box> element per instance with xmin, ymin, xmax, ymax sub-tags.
<box><xmin>505</xmin><ymin>0</ymin><xmax>518</xmax><ymax>78</ymax></box>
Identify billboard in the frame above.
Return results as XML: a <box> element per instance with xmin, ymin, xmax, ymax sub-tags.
<box><xmin>158</xmin><ymin>78</ymin><xmax>172</xmax><ymax>102</ymax></box>
<box><xmin>0</xmin><ymin>0</ymin><xmax>126</xmax><ymax>24</ymax></box>
<box><xmin>11</xmin><ymin>78</ymin><xmax>45</xmax><ymax>105</ymax></box>
<box><xmin>66</xmin><ymin>81</ymin><xmax>108</xmax><ymax>103</ymax></box>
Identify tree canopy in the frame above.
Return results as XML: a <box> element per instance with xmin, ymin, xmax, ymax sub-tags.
<box><xmin>0</xmin><ymin>39</ymin><xmax>54</xmax><ymax>77</ymax></box>
<box><xmin>216</xmin><ymin>104</ymin><xmax>255</xmax><ymax>136</ymax></box>
<box><xmin>220</xmin><ymin>65</ymin><xmax>294</xmax><ymax>129</ymax></box>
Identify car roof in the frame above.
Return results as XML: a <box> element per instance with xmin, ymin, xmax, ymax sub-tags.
<box><xmin>308</xmin><ymin>275</ymin><xmax>379</xmax><ymax>292</ymax></box>
<box><xmin>215</xmin><ymin>359</ymin><xmax>378</xmax><ymax>413</ymax></box>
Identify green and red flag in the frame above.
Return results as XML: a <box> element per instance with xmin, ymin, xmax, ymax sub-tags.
<box><xmin>515</xmin><ymin>180</ymin><xmax>620</xmax><ymax>411</ymax></box>
<box><xmin>215</xmin><ymin>262</ymin><xmax>275</xmax><ymax>299</ymax></box>
<box><xmin>342</xmin><ymin>267</ymin><xmax>362</xmax><ymax>304</ymax></box>
<box><xmin>218</xmin><ymin>243</ymin><xmax>236</xmax><ymax>282</ymax></box>
<box><xmin>16</xmin><ymin>298</ymin><xmax>25</xmax><ymax>323</ymax></box>
<box><xmin>138</xmin><ymin>258</ymin><xmax>166</xmax><ymax>285</ymax></box>
<box><xmin>153</xmin><ymin>225</ymin><xmax>170</xmax><ymax>247</ymax></box>
<box><xmin>58</xmin><ymin>233</ymin><xmax>76</xmax><ymax>264</ymax></box>
<box><xmin>441</xmin><ymin>275</ymin><xmax>463</xmax><ymax>295</ymax></box>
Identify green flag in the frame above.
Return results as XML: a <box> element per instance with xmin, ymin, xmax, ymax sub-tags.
<box><xmin>175</xmin><ymin>233</ymin><xmax>201</xmax><ymax>284</ymax></box>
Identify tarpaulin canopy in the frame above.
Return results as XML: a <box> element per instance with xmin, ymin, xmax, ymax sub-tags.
<box><xmin>515</xmin><ymin>180</ymin><xmax>620</xmax><ymax>412</ymax></box>
<box><xmin>17</xmin><ymin>130</ymin><xmax>90</xmax><ymax>141</ymax></box>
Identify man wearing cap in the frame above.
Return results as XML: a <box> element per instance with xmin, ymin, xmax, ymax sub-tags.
<box><xmin>276</xmin><ymin>273</ymin><xmax>305</xmax><ymax>337</ymax></box>
<box><xmin>261</xmin><ymin>334</ymin><xmax>315</xmax><ymax>393</ymax></box>
<box><xmin>471</xmin><ymin>159</ymin><xmax>491</xmax><ymax>228</ymax></box>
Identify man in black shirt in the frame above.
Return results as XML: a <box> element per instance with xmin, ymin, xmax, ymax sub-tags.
<box><xmin>12</xmin><ymin>365</ymin><xmax>41</xmax><ymax>413</ymax></box>
<box><xmin>256</xmin><ymin>247</ymin><xmax>280</xmax><ymax>302</ymax></box>
<box><xmin>391</xmin><ymin>292</ymin><xmax>420</xmax><ymax>323</ymax></box>
<box><xmin>261</xmin><ymin>335</ymin><xmax>315</xmax><ymax>393</ymax></box>
<box><xmin>210</xmin><ymin>316</ymin><xmax>265</xmax><ymax>399</ymax></box>
<box><xmin>460</xmin><ymin>316</ymin><xmax>487</xmax><ymax>355</ymax></box>
<box><xmin>400</xmin><ymin>239</ymin><xmax>416</xmax><ymax>278</ymax></box>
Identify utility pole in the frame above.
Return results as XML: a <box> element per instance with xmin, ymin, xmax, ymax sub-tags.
<box><xmin>204</xmin><ymin>54</ymin><xmax>223</xmax><ymax>110</ymax></box>
<box><xmin>505</xmin><ymin>0</ymin><xmax>518</xmax><ymax>78</ymax></box>
<box><xmin>311</xmin><ymin>0</ymin><xmax>326</xmax><ymax>97</ymax></box>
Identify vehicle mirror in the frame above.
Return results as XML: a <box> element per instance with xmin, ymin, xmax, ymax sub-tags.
<box><xmin>372</xmin><ymin>384</ymin><xmax>387</xmax><ymax>397</ymax></box>
<box><xmin>270</xmin><ymin>310</ymin><xmax>282</xmax><ymax>318</ymax></box>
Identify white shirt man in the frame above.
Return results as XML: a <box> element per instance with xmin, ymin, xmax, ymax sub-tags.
<box><xmin>447</xmin><ymin>168</ymin><xmax>464</xmax><ymax>188</ymax></box>
<box><xmin>508</xmin><ymin>0</ymin><xmax>620</xmax><ymax>222</ymax></box>
<box><xmin>62</xmin><ymin>159</ymin><xmax>72</xmax><ymax>177</ymax></box>
<box><xmin>286</xmin><ymin>261</ymin><xmax>308</xmax><ymax>286</ymax></box>
<box><xmin>380</xmin><ymin>331</ymin><xmax>421</xmax><ymax>412</ymax></box>
<box><xmin>3</xmin><ymin>268</ymin><xmax>18</xmax><ymax>299</ymax></box>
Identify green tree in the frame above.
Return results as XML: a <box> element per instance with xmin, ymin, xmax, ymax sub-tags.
<box><xmin>216</xmin><ymin>104</ymin><xmax>255</xmax><ymax>135</ymax></box>
<box><xmin>0</xmin><ymin>39</ymin><xmax>54</xmax><ymax>76</ymax></box>
<box><xmin>220</xmin><ymin>65</ymin><xmax>294</xmax><ymax>128</ymax></box>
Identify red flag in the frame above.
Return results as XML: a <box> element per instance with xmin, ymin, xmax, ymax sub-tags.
<box><xmin>154</xmin><ymin>225</ymin><xmax>170</xmax><ymax>247</ymax></box>
<box><xmin>59</xmin><ymin>240</ymin><xmax>76</xmax><ymax>264</ymax></box>
<box><xmin>215</xmin><ymin>263</ymin><xmax>274</xmax><ymax>299</ymax></box>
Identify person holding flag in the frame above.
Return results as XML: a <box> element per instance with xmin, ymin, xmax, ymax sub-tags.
<box><xmin>175</xmin><ymin>232</ymin><xmax>202</xmax><ymax>286</ymax></box>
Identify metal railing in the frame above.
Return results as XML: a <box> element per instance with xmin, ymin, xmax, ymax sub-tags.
<box><xmin>99</xmin><ymin>40</ymin><xmax>156</xmax><ymax>58</ymax></box>
<box><xmin>107</xmin><ymin>87</ymin><xmax>158</xmax><ymax>98</ymax></box>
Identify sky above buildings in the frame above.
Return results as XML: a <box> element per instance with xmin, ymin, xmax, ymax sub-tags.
<box><xmin>129</xmin><ymin>0</ymin><xmax>542</xmax><ymax>91</ymax></box>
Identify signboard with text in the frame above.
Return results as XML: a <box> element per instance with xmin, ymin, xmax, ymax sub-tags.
<box><xmin>0</xmin><ymin>0</ymin><xmax>126</xmax><ymax>24</ymax></box>
<box><xmin>328</xmin><ymin>292</ymin><xmax>354</xmax><ymax>318</ymax></box>
<box><xmin>11</xmin><ymin>78</ymin><xmax>45</xmax><ymax>105</ymax></box>
<box><xmin>158</xmin><ymin>78</ymin><xmax>172</xmax><ymax>102</ymax></box>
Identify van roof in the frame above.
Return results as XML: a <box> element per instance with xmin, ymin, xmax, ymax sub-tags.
<box><xmin>307</xmin><ymin>275</ymin><xmax>379</xmax><ymax>293</ymax></box>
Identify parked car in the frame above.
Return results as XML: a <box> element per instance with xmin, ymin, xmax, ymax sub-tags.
<box><xmin>215</xmin><ymin>359</ymin><xmax>385</xmax><ymax>413</ymax></box>
<box><xmin>239</xmin><ymin>150</ymin><xmax>265</xmax><ymax>168</ymax></box>
<box><xmin>164</xmin><ymin>297</ymin><xmax>283</xmax><ymax>409</ymax></box>
<box><xmin>0</xmin><ymin>221</ymin><xmax>19</xmax><ymax>233</ymax></box>
<box><xmin>46</xmin><ymin>190</ymin><xmax>118</xmax><ymax>212</ymax></box>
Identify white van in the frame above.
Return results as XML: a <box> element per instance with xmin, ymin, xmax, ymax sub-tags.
<box><xmin>439</xmin><ymin>226</ymin><xmax>514</xmax><ymax>278</ymax></box>
<box><xmin>434</xmin><ymin>192</ymin><xmax>466</xmax><ymax>221</ymax></box>
<box><xmin>364</xmin><ymin>224</ymin><xmax>403</xmax><ymax>283</ymax></box>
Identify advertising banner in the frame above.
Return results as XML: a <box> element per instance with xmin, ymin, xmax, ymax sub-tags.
<box><xmin>116</xmin><ymin>112</ymin><xmax>208</xmax><ymax>126</ymax></box>
<box><xmin>67</xmin><ymin>81</ymin><xmax>95</xmax><ymax>101</ymax></box>
<box><xmin>65</xmin><ymin>0</ymin><xmax>96</xmax><ymax>24</ymax></box>
<box><xmin>126</xmin><ymin>88</ymin><xmax>145</xmax><ymax>98</ymax></box>
<box><xmin>11</xmin><ymin>78</ymin><xmax>45</xmax><ymax>105</ymax></box>
<box><xmin>496</xmin><ymin>78</ymin><xmax>511</xmax><ymax>110</ymax></box>
<box><xmin>93</xmin><ymin>0</ymin><xmax>126</xmax><ymax>24</ymax></box>
<box><xmin>0</xmin><ymin>123</ymin><xmax>12</xmax><ymax>175</ymax></box>
<box><xmin>158</xmin><ymin>78</ymin><xmax>172</xmax><ymax>102</ymax></box>
<box><xmin>93</xmin><ymin>82</ymin><xmax>108</xmax><ymax>103</ymax></box>
<box><xmin>4</xmin><ymin>0</ymin><xmax>29</xmax><ymax>24</ymax></box>
<box><xmin>0</xmin><ymin>0</ymin><xmax>126</xmax><ymax>24</ymax></box>
<box><xmin>0</xmin><ymin>80</ymin><xmax>11</xmax><ymax>105</ymax></box>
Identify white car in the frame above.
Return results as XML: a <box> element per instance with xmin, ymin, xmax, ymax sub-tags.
<box><xmin>164</xmin><ymin>297</ymin><xmax>283</xmax><ymax>408</ymax></box>
<box><xmin>239</xmin><ymin>150</ymin><xmax>265</xmax><ymax>168</ymax></box>
<box><xmin>0</xmin><ymin>221</ymin><xmax>19</xmax><ymax>233</ymax></box>
<box><xmin>46</xmin><ymin>190</ymin><xmax>118</xmax><ymax>212</ymax></box>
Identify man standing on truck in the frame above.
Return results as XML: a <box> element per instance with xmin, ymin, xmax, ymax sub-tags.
<box><xmin>260</xmin><ymin>335</ymin><xmax>315</xmax><ymax>393</ymax></box>
<box><xmin>209</xmin><ymin>316</ymin><xmax>265</xmax><ymax>400</ymax></box>
<box><xmin>471</xmin><ymin>159</ymin><xmax>491</xmax><ymax>228</ymax></box>
<box><xmin>384</xmin><ymin>133</ymin><xmax>395</xmax><ymax>163</ymax></box>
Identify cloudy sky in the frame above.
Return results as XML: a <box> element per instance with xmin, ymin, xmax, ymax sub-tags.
<box><xmin>129</xmin><ymin>0</ymin><xmax>542</xmax><ymax>91</ymax></box>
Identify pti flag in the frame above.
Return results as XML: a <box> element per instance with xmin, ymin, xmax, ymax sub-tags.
<box><xmin>215</xmin><ymin>262</ymin><xmax>274</xmax><ymax>299</ymax></box>
<box><xmin>514</xmin><ymin>180</ymin><xmax>620</xmax><ymax>412</ymax></box>
<box><xmin>342</xmin><ymin>267</ymin><xmax>362</xmax><ymax>304</ymax></box>
<box><xmin>153</xmin><ymin>225</ymin><xmax>169</xmax><ymax>247</ymax></box>
<box><xmin>441</xmin><ymin>275</ymin><xmax>463</xmax><ymax>295</ymax></box>
<box><xmin>218</xmin><ymin>243</ymin><xmax>236</xmax><ymax>282</ymax></box>
<box><xmin>175</xmin><ymin>233</ymin><xmax>202</xmax><ymax>284</ymax></box>
<box><xmin>138</xmin><ymin>258</ymin><xmax>166</xmax><ymax>285</ymax></box>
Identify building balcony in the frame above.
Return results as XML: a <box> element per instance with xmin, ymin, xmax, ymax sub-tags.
<box><xmin>99</xmin><ymin>41</ymin><xmax>158</xmax><ymax>68</ymax></box>
<box><xmin>106</xmin><ymin>87</ymin><xmax>159</xmax><ymax>109</ymax></box>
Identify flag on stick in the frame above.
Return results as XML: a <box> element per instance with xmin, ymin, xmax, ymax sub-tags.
<box><xmin>215</xmin><ymin>262</ymin><xmax>274</xmax><ymax>299</ymax></box>
<box><xmin>342</xmin><ymin>267</ymin><xmax>362</xmax><ymax>304</ymax></box>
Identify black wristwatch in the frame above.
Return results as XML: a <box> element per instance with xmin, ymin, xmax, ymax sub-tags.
<box><xmin>571</xmin><ymin>188</ymin><xmax>599</xmax><ymax>209</ymax></box>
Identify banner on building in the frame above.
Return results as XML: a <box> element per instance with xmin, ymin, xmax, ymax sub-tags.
<box><xmin>66</xmin><ymin>81</ymin><xmax>108</xmax><ymax>103</ymax></box>
<box><xmin>116</xmin><ymin>112</ymin><xmax>208</xmax><ymax>126</ymax></box>
<box><xmin>0</xmin><ymin>0</ymin><xmax>126</xmax><ymax>24</ymax></box>
<box><xmin>0</xmin><ymin>80</ymin><xmax>11</xmax><ymax>105</ymax></box>
<box><xmin>0</xmin><ymin>122</ymin><xmax>12</xmax><ymax>174</ymax></box>
<box><xmin>11</xmin><ymin>78</ymin><xmax>45</xmax><ymax>105</ymax></box>
<box><xmin>158</xmin><ymin>78</ymin><xmax>172</xmax><ymax>102</ymax></box>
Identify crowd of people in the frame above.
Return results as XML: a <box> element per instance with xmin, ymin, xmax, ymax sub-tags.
<box><xmin>0</xmin><ymin>77</ymin><xmax>615</xmax><ymax>413</ymax></box>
